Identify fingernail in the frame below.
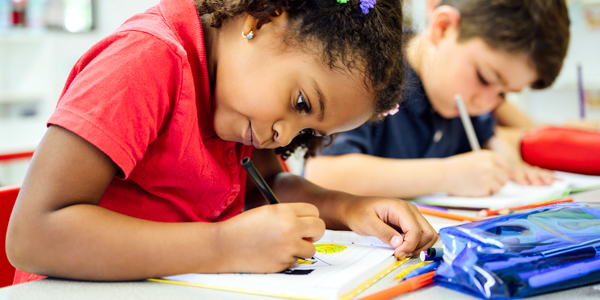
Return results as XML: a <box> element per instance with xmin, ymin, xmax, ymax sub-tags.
<box><xmin>397</xmin><ymin>252</ymin><xmax>407</xmax><ymax>259</ymax></box>
<box><xmin>391</xmin><ymin>235</ymin><xmax>403</xmax><ymax>247</ymax></box>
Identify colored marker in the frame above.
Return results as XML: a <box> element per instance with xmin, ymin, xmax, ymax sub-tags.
<box><xmin>358</xmin><ymin>271</ymin><xmax>435</xmax><ymax>300</ymax></box>
<box><xmin>455</xmin><ymin>94</ymin><xmax>480</xmax><ymax>151</ymax></box>
<box><xmin>418</xmin><ymin>207</ymin><xmax>483</xmax><ymax>222</ymax></box>
<box><xmin>241</xmin><ymin>157</ymin><xmax>279</xmax><ymax>204</ymax></box>
<box><xmin>420</xmin><ymin>247</ymin><xmax>444</xmax><ymax>261</ymax></box>
<box><xmin>403</xmin><ymin>260</ymin><xmax>440</xmax><ymax>281</ymax></box>
<box><xmin>394</xmin><ymin>261</ymin><xmax>431</xmax><ymax>281</ymax></box>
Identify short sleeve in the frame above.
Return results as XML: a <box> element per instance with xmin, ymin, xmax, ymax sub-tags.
<box><xmin>48</xmin><ymin>31</ymin><xmax>184</xmax><ymax>178</ymax></box>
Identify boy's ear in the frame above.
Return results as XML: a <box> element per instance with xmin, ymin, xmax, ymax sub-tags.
<box><xmin>427</xmin><ymin>5</ymin><xmax>460</xmax><ymax>46</ymax></box>
<box><xmin>426</xmin><ymin>0</ymin><xmax>442</xmax><ymax>17</ymax></box>
<box><xmin>241</xmin><ymin>8</ymin><xmax>286</xmax><ymax>39</ymax></box>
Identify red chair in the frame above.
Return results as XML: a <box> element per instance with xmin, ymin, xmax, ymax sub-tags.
<box><xmin>0</xmin><ymin>185</ymin><xmax>19</xmax><ymax>288</ymax></box>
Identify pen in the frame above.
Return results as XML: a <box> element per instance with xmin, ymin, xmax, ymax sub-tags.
<box><xmin>455</xmin><ymin>94</ymin><xmax>480</xmax><ymax>151</ymax></box>
<box><xmin>412</xmin><ymin>202</ymin><xmax>448</xmax><ymax>212</ymax></box>
<box><xmin>241</xmin><ymin>157</ymin><xmax>280</xmax><ymax>204</ymax></box>
<box><xmin>578</xmin><ymin>64</ymin><xmax>585</xmax><ymax>120</ymax></box>
<box><xmin>420</xmin><ymin>247</ymin><xmax>444</xmax><ymax>261</ymax></box>
<box><xmin>476</xmin><ymin>198</ymin><xmax>574</xmax><ymax>217</ymax></box>
<box><xmin>403</xmin><ymin>260</ymin><xmax>440</xmax><ymax>281</ymax></box>
<box><xmin>418</xmin><ymin>207</ymin><xmax>483</xmax><ymax>222</ymax></box>
<box><xmin>359</xmin><ymin>271</ymin><xmax>435</xmax><ymax>300</ymax></box>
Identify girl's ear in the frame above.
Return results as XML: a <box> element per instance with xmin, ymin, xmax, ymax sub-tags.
<box><xmin>427</xmin><ymin>5</ymin><xmax>460</xmax><ymax>46</ymax></box>
<box><xmin>241</xmin><ymin>8</ymin><xmax>287</xmax><ymax>40</ymax></box>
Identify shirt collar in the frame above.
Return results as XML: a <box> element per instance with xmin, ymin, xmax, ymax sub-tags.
<box><xmin>401</xmin><ymin>62</ymin><xmax>431</xmax><ymax>117</ymax></box>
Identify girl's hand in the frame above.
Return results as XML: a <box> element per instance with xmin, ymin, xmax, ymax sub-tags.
<box><xmin>342</xmin><ymin>198</ymin><xmax>438</xmax><ymax>259</ymax></box>
<box><xmin>215</xmin><ymin>203</ymin><xmax>325</xmax><ymax>273</ymax></box>
<box><xmin>441</xmin><ymin>150</ymin><xmax>509</xmax><ymax>197</ymax></box>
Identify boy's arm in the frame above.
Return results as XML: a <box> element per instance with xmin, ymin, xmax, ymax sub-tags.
<box><xmin>304</xmin><ymin>152</ymin><xmax>508</xmax><ymax>198</ymax></box>
<box><xmin>7</xmin><ymin>126</ymin><xmax>323</xmax><ymax>280</ymax></box>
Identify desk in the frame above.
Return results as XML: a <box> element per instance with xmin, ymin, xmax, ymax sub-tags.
<box><xmin>1</xmin><ymin>189</ymin><xmax>600</xmax><ymax>300</ymax></box>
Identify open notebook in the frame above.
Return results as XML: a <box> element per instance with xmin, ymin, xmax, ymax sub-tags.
<box><xmin>412</xmin><ymin>171</ymin><xmax>600</xmax><ymax>210</ymax></box>
<box><xmin>151</xmin><ymin>230</ymin><xmax>402</xmax><ymax>300</ymax></box>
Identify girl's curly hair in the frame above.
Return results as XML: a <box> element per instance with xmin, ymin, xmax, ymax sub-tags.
<box><xmin>195</xmin><ymin>0</ymin><xmax>405</xmax><ymax>159</ymax></box>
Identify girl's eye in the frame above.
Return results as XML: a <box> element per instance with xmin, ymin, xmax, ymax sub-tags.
<box><xmin>296</xmin><ymin>93</ymin><xmax>312</xmax><ymax>114</ymax></box>
<box><xmin>477</xmin><ymin>70</ymin><xmax>489</xmax><ymax>86</ymax></box>
<box><xmin>299</xmin><ymin>128</ymin><xmax>315</xmax><ymax>136</ymax></box>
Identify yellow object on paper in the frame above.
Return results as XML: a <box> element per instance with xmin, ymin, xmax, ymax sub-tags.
<box><xmin>151</xmin><ymin>230</ymin><xmax>407</xmax><ymax>300</ymax></box>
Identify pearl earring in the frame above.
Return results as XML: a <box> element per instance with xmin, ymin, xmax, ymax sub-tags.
<box><xmin>242</xmin><ymin>30</ymin><xmax>254</xmax><ymax>39</ymax></box>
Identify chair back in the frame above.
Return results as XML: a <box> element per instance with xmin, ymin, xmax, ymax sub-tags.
<box><xmin>0</xmin><ymin>185</ymin><xmax>20</xmax><ymax>288</ymax></box>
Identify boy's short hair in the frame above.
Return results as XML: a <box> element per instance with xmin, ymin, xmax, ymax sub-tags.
<box><xmin>440</xmin><ymin>0</ymin><xmax>570</xmax><ymax>89</ymax></box>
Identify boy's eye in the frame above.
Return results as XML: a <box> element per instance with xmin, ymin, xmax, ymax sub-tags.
<box><xmin>477</xmin><ymin>71</ymin><xmax>489</xmax><ymax>86</ymax></box>
<box><xmin>296</xmin><ymin>93</ymin><xmax>312</xmax><ymax>114</ymax></box>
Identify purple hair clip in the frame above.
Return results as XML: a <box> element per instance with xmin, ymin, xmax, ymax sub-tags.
<box><xmin>360</xmin><ymin>0</ymin><xmax>376</xmax><ymax>14</ymax></box>
<box><xmin>380</xmin><ymin>103</ymin><xmax>399</xmax><ymax>117</ymax></box>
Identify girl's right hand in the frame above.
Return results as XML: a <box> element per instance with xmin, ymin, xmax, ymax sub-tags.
<box><xmin>214</xmin><ymin>203</ymin><xmax>325</xmax><ymax>273</ymax></box>
<box><xmin>441</xmin><ymin>150</ymin><xmax>509</xmax><ymax>197</ymax></box>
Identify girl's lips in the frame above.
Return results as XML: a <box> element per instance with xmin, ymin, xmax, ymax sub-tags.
<box><xmin>244</xmin><ymin>123</ymin><xmax>261</xmax><ymax>149</ymax></box>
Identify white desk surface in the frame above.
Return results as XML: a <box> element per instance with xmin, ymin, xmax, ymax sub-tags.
<box><xmin>1</xmin><ymin>189</ymin><xmax>599</xmax><ymax>300</ymax></box>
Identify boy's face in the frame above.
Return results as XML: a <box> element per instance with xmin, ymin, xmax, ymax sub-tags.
<box><xmin>423</xmin><ymin>35</ymin><xmax>537</xmax><ymax>119</ymax></box>
<box><xmin>212</xmin><ymin>27</ymin><xmax>374</xmax><ymax>149</ymax></box>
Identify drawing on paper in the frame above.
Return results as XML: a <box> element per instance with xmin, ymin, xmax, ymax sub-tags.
<box><xmin>315</xmin><ymin>244</ymin><xmax>348</xmax><ymax>254</ymax></box>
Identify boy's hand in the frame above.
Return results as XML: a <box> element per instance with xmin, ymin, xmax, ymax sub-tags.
<box><xmin>342</xmin><ymin>198</ymin><xmax>438</xmax><ymax>259</ymax></box>
<box><xmin>442</xmin><ymin>150</ymin><xmax>509</xmax><ymax>197</ymax></box>
<box><xmin>216</xmin><ymin>203</ymin><xmax>325</xmax><ymax>273</ymax></box>
<box><xmin>508</xmin><ymin>162</ymin><xmax>555</xmax><ymax>186</ymax></box>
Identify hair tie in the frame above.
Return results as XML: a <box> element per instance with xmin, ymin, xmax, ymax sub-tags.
<box><xmin>380</xmin><ymin>103</ymin><xmax>400</xmax><ymax>117</ymax></box>
<box><xmin>336</xmin><ymin>0</ymin><xmax>376</xmax><ymax>15</ymax></box>
<box><xmin>360</xmin><ymin>0</ymin><xmax>376</xmax><ymax>14</ymax></box>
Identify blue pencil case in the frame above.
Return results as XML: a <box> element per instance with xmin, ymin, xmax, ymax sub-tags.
<box><xmin>434</xmin><ymin>202</ymin><xmax>600</xmax><ymax>299</ymax></box>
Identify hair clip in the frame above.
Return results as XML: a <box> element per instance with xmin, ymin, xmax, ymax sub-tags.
<box><xmin>360</xmin><ymin>0</ymin><xmax>376</xmax><ymax>14</ymax></box>
<box><xmin>380</xmin><ymin>103</ymin><xmax>400</xmax><ymax>117</ymax></box>
<box><xmin>337</xmin><ymin>0</ymin><xmax>350</xmax><ymax>3</ymax></box>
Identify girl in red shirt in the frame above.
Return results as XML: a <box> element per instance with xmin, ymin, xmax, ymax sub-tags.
<box><xmin>7</xmin><ymin>0</ymin><xmax>437</xmax><ymax>282</ymax></box>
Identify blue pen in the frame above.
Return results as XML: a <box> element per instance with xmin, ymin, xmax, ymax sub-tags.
<box><xmin>403</xmin><ymin>260</ymin><xmax>440</xmax><ymax>281</ymax></box>
<box><xmin>412</xmin><ymin>203</ymin><xmax>448</xmax><ymax>212</ymax></box>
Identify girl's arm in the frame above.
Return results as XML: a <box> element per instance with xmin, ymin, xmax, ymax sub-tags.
<box><xmin>252</xmin><ymin>149</ymin><xmax>438</xmax><ymax>257</ymax></box>
<box><xmin>6</xmin><ymin>125</ymin><xmax>323</xmax><ymax>280</ymax></box>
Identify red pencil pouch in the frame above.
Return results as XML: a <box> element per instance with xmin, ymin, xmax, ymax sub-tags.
<box><xmin>521</xmin><ymin>126</ymin><xmax>600</xmax><ymax>175</ymax></box>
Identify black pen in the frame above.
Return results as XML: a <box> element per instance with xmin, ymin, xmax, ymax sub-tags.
<box><xmin>241</xmin><ymin>157</ymin><xmax>280</xmax><ymax>204</ymax></box>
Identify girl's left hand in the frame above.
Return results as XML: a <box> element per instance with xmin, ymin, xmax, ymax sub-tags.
<box><xmin>508</xmin><ymin>162</ymin><xmax>555</xmax><ymax>186</ymax></box>
<box><xmin>342</xmin><ymin>197</ymin><xmax>438</xmax><ymax>259</ymax></box>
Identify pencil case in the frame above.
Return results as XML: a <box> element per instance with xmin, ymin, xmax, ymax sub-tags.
<box><xmin>521</xmin><ymin>126</ymin><xmax>600</xmax><ymax>175</ymax></box>
<box><xmin>434</xmin><ymin>202</ymin><xmax>600</xmax><ymax>299</ymax></box>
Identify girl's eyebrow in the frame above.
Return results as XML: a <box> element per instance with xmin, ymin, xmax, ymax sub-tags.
<box><xmin>310</xmin><ymin>77</ymin><xmax>327</xmax><ymax>122</ymax></box>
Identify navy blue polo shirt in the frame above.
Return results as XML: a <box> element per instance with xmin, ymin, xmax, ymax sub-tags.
<box><xmin>319</xmin><ymin>64</ymin><xmax>496</xmax><ymax>159</ymax></box>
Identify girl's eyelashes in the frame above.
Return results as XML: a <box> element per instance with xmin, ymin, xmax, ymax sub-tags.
<box><xmin>295</xmin><ymin>93</ymin><xmax>312</xmax><ymax>114</ymax></box>
<box><xmin>298</xmin><ymin>128</ymin><xmax>315</xmax><ymax>136</ymax></box>
<box><xmin>476</xmin><ymin>70</ymin><xmax>489</xmax><ymax>86</ymax></box>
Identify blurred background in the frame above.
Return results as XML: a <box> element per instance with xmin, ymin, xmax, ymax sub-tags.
<box><xmin>0</xmin><ymin>0</ymin><xmax>599</xmax><ymax>185</ymax></box>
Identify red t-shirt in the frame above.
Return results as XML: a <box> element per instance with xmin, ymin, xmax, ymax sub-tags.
<box><xmin>14</xmin><ymin>0</ymin><xmax>253</xmax><ymax>284</ymax></box>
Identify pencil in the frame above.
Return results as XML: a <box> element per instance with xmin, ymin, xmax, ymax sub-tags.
<box><xmin>578</xmin><ymin>64</ymin><xmax>586</xmax><ymax>120</ymax></box>
<box><xmin>359</xmin><ymin>271</ymin><xmax>435</xmax><ymax>300</ymax></box>
<box><xmin>418</xmin><ymin>207</ymin><xmax>483</xmax><ymax>222</ymax></box>
<box><xmin>455</xmin><ymin>94</ymin><xmax>480</xmax><ymax>151</ymax></box>
<box><xmin>476</xmin><ymin>198</ymin><xmax>574</xmax><ymax>217</ymax></box>
<box><xmin>241</xmin><ymin>157</ymin><xmax>280</xmax><ymax>204</ymax></box>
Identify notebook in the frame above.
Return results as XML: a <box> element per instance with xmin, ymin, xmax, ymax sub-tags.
<box><xmin>150</xmin><ymin>230</ymin><xmax>403</xmax><ymax>300</ymax></box>
<box><xmin>412</xmin><ymin>171</ymin><xmax>600</xmax><ymax>210</ymax></box>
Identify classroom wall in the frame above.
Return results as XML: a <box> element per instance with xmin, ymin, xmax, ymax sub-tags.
<box><xmin>1</xmin><ymin>0</ymin><xmax>599</xmax><ymax>182</ymax></box>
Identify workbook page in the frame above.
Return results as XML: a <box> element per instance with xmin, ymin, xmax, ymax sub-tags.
<box><xmin>159</xmin><ymin>231</ymin><xmax>397</xmax><ymax>300</ymax></box>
